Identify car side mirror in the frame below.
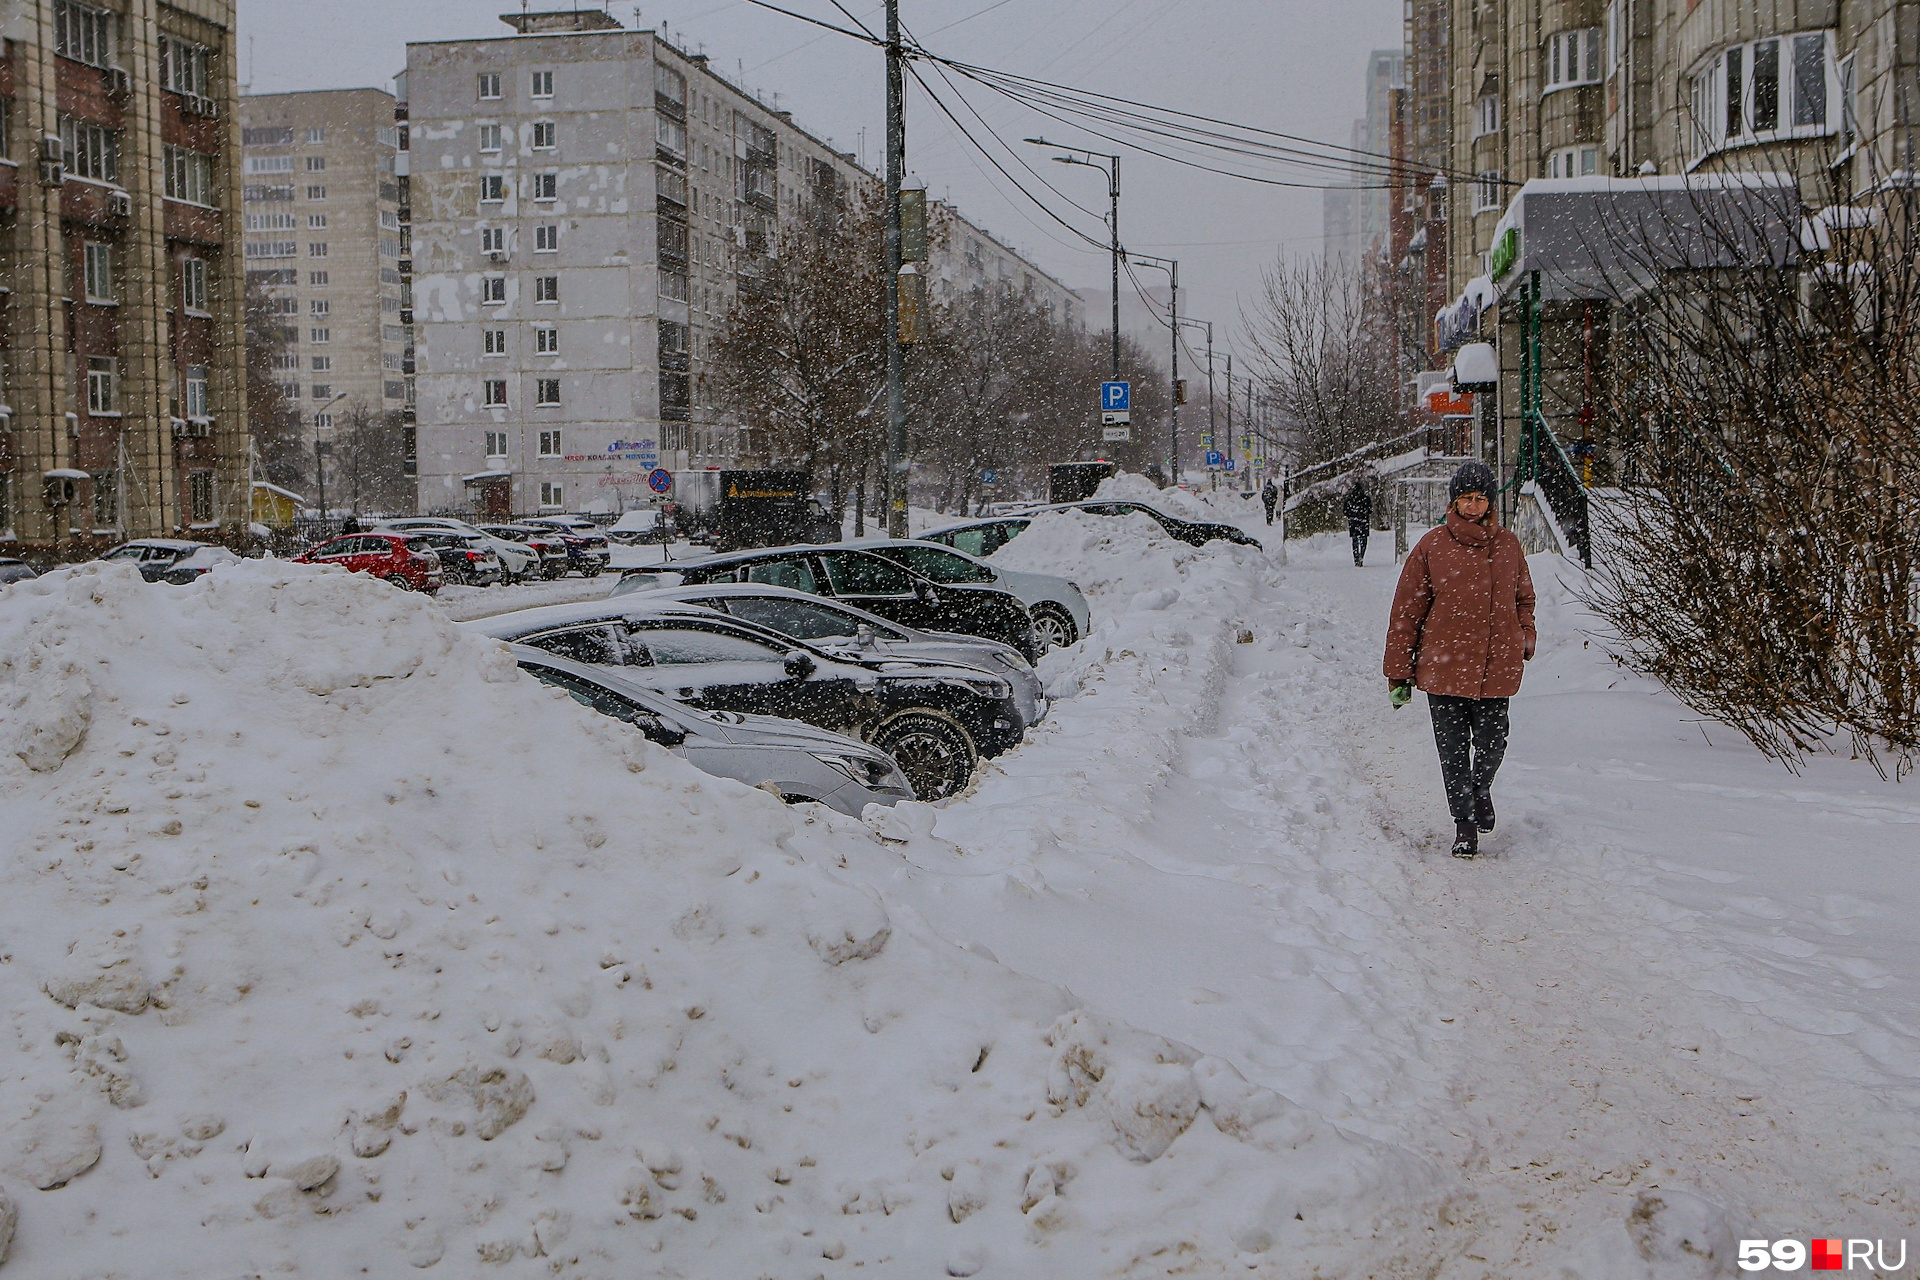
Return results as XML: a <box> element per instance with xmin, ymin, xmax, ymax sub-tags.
<box><xmin>633</xmin><ymin>714</ymin><xmax>688</xmax><ymax>747</ymax></box>
<box><xmin>913</xmin><ymin>580</ymin><xmax>935</xmax><ymax>602</ymax></box>
<box><xmin>784</xmin><ymin>653</ymin><xmax>817</xmax><ymax>680</ymax></box>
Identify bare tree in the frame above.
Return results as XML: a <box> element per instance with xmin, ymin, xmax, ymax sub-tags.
<box><xmin>333</xmin><ymin>404</ymin><xmax>412</xmax><ymax>517</ymax></box>
<box><xmin>244</xmin><ymin>274</ymin><xmax>305</xmax><ymax>491</ymax></box>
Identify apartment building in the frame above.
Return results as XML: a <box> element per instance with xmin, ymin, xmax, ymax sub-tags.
<box><xmin>0</xmin><ymin>0</ymin><xmax>246</xmax><ymax>553</ymax></box>
<box><xmin>405</xmin><ymin>10</ymin><xmax>1074</xmax><ymax>519</ymax></box>
<box><xmin>932</xmin><ymin>205</ymin><xmax>1080</xmax><ymax>324</ymax></box>
<box><xmin>238</xmin><ymin>88</ymin><xmax>406</xmax><ymax>489</ymax></box>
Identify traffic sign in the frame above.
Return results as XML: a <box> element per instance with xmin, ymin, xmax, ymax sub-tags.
<box><xmin>1102</xmin><ymin>426</ymin><xmax>1133</xmax><ymax>442</ymax></box>
<box><xmin>1101</xmin><ymin>381</ymin><xmax>1131</xmax><ymax>412</ymax></box>
<box><xmin>647</xmin><ymin>468</ymin><xmax>673</xmax><ymax>494</ymax></box>
<box><xmin>1224</xmin><ymin>459</ymin><xmax>1237</xmax><ymax>472</ymax></box>
<box><xmin>1200</xmin><ymin>435</ymin><xmax>1215</xmax><ymax>449</ymax></box>
<box><xmin>1204</xmin><ymin>450</ymin><xmax>1225</xmax><ymax>468</ymax></box>
<box><xmin>980</xmin><ymin>469</ymin><xmax>997</xmax><ymax>485</ymax></box>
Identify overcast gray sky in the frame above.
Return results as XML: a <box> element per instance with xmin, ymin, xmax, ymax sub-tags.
<box><xmin>242</xmin><ymin>0</ymin><xmax>1398</xmax><ymax>364</ymax></box>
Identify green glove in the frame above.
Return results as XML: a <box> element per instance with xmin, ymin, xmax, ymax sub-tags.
<box><xmin>1389</xmin><ymin>681</ymin><xmax>1413</xmax><ymax>710</ymax></box>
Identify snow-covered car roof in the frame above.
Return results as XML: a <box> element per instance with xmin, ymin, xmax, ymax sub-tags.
<box><xmin>459</xmin><ymin>599</ymin><xmax>728</xmax><ymax>641</ymax></box>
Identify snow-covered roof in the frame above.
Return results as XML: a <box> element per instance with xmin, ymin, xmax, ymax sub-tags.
<box><xmin>462</xmin><ymin>469</ymin><xmax>513</xmax><ymax>483</ymax></box>
<box><xmin>43</xmin><ymin>468</ymin><xmax>89</xmax><ymax>480</ymax></box>
<box><xmin>251</xmin><ymin>481</ymin><xmax>308</xmax><ymax>504</ymax></box>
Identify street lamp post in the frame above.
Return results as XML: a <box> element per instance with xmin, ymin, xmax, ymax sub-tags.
<box><xmin>313</xmin><ymin>391</ymin><xmax>348</xmax><ymax>526</ymax></box>
<box><xmin>883</xmin><ymin>0</ymin><xmax>909</xmax><ymax>536</ymax></box>
<box><xmin>1128</xmin><ymin>254</ymin><xmax>1180</xmax><ymax>485</ymax></box>
<box><xmin>1026</xmin><ymin>140</ymin><xmax>1120</xmax><ymax>381</ymax></box>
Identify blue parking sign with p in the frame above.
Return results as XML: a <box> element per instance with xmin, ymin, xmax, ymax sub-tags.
<box><xmin>1101</xmin><ymin>381</ymin><xmax>1131</xmax><ymax>412</ymax></box>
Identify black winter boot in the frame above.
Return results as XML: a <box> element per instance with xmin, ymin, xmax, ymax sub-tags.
<box><xmin>1450</xmin><ymin>820</ymin><xmax>1479</xmax><ymax>859</ymax></box>
<box><xmin>1474</xmin><ymin>789</ymin><xmax>1496</xmax><ymax>833</ymax></box>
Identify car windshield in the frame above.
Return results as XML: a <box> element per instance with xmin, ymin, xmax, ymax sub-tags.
<box><xmin>818</xmin><ymin>551</ymin><xmax>919</xmax><ymax>597</ymax></box>
<box><xmin>102</xmin><ymin>545</ymin><xmax>151</xmax><ymax>561</ymax></box>
<box><xmin>635</xmin><ymin>627</ymin><xmax>788</xmax><ymax>666</ymax></box>
<box><xmin>401</xmin><ymin>538</ymin><xmax>431</xmax><ymax>554</ymax></box>
<box><xmin>742</xmin><ymin>558</ymin><xmax>817</xmax><ymax>593</ymax></box>
<box><xmin>0</xmin><ymin>564</ymin><xmax>37</xmax><ymax>583</ymax></box>
<box><xmin>872</xmin><ymin>544</ymin><xmax>994</xmax><ymax>585</ymax></box>
<box><xmin>712</xmin><ymin>596</ymin><xmax>871</xmax><ymax>642</ymax></box>
<box><xmin>528</xmin><ymin>624</ymin><xmax>641</xmax><ymax>667</ymax></box>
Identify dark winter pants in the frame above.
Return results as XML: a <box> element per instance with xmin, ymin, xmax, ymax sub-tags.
<box><xmin>1348</xmin><ymin>520</ymin><xmax>1370</xmax><ymax>565</ymax></box>
<box><xmin>1427</xmin><ymin>694</ymin><xmax>1510</xmax><ymax>823</ymax></box>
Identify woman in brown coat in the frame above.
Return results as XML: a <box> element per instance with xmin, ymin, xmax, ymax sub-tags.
<box><xmin>1383</xmin><ymin>460</ymin><xmax>1537</xmax><ymax>858</ymax></box>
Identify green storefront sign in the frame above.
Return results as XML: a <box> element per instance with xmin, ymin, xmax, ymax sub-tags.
<box><xmin>1489</xmin><ymin>226</ymin><xmax>1521</xmax><ymax>280</ymax></box>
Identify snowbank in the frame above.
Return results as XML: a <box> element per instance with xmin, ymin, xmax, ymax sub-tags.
<box><xmin>0</xmin><ymin>560</ymin><xmax>1438</xmax><ymax>1276</ymax></box>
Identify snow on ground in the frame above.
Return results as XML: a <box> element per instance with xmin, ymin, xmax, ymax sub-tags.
<box><xmin>3</xmin><ymin>492</ymin><xmax>1915</xmax><ymax>1277</ymax></box>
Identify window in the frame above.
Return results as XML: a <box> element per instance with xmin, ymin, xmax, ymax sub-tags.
<box><xmin>1547</xmin><ymin>144</ymin><xmax>1600</xmax><ymax>178</ymax></box>
<box><xmin>308</xmin><ymin>242</ymin><xmax>328</xmax><ymax>258</ymax></box>
<box><xmin>92</xmin><ymin>469</ymin><xmax>118</xmax><ymax>527</ymax></box>
<box><xmin>271</xmin><ymin>297</ymin><xmax>298</xmax><ymax>315</ymax></box>
<box><xmin>307</xmin><ymin>184</ymin><xmax>326</xmax><ymax>200</ymax></box>
<box><xmin>271</xmin><ymin>354</ymin><xmax>299</xmax><ymax>371</ymax></box>
<box><xmin>657</xmin><ymin>116</ymin><xmax>687</xmax><ymax>157</ymax></box>
<box><xmin>485</xmin><ymin>430</ymin><xmax>508</xmax><ymax>457</ymax></box>
<box><xmin>244</xmin><ymin>184</ymin><xmax>295</xmax><ymax>202</ymax></box>
<box><xmin>307</xmin><ymin>213</ymin><xmax>326</xmax><ymax>228</ymax></box>
<box><xmin>534</xmin><ymin>275</ymin><xmax>559</xmax><ymax>303</ymax></box>
<box><xmin>640</xmin><ymin>627</ymin><xmax>790</xmax><ymax>667</ymax></box>
<box><xmin>661</xmin><ymin>270</ymin><xmax>688</xmax><ymax>302</ymax></box>
<box><xmin>310</xmin><ymin>327</ymin><xmax>330</xmax><ymax>343</ymax></box>
<box><xmin>532</xmin><ymin>121</ymin><xmax>556</xmax><ymax>150</ymax></box>
<box><xmin>305</xmin><ymin>127</ymin><xmax>325</xmax><ymax>144</ymax></box>
<box><xmin>478</xmin><ymin>71</ymin><xmax>502</xmax><ymax>100</ymax></box>
<box><xmin>1689</xmin><ymin>31</ymin><xmax>1835</xmax><ymax>161</ymax></box>
<box><xmin>54</xmin><ymin>0</ymin><xmax>113</xmax><ymax>68</ymax></box>
<box><xmin>60</xmin><ymin>115</ymin><xmax>117</xmax><ymax>182</ymax></box>
<box><xmin>481</xmin><ymin>275</ymin><xmax>506</xmax><ymax>304</ymax></box>
<box><xmin>879</xmin><ymin>545</ymin><xmax>995</xmax><ymax>584</ymax></box>
<box><xmin>1838</xmin><ymin>52</ymin><xmax>1859</xmax><ymax>152</ymax></box>
<box><xmin>242</xmin><ymin>127</ymin><xmax>294</xmax><ymax>147</ymax></box>
<box><xmin>185</xmin><ymin>365</ymin><xmax>209</xmax><ymax>419</ymax></box>
<box><xmin>160</xmin><ymin>35</ymin><xmax>208</xmax><ymax>97</ymax></box>
<box><xmin>655</xmin><ymin>63</ymin><xmax>686</xmax><ymax>106</ymax></box>
<box><xmin>1606</xmin><ymin>0</ymin><xmax>1623</xmax><ymax>74</ymax></box>
<box><xmin>535</xmin><ymin>224</ymin><xmax>559</xmax><ymax>252</ymax></box>
<box><xmin>535</xmin><ymin>325</ymin><xmax>559</xmax><ymax>354</ymax></box>
<box><xmin>188</xmin><ymin>471</ymin><xmax>214</xmax><ymax>525</ymax></box>
<box><xmin>478</xmin><ymin>123</ymin><xmax>502</xmax><ymax>153</ymax></box>
<box><xmin>533</xmin><ymin>172</ymin><xmax>558</xmax><ymax>201</ymax></box>
<box><xmin>311</xmin><ymin>384</ymin><xmax>331</xmax><ymax>399</ymax></box>
<box><xmin>306</xmin><ymin>156</ymin><xmax>326</xmax><ymax>172</ymax></box>
<box><xmin>83</xmin><ymin>241</ymin><xmax>114</xmax><ymax>302</ymax></box>
<box><xmin>244</xmin><ymin>212</ymin><xmax>296</xmax><ymax>231</ymax></box>
<box><xmin>538</xmin><ymin>429</ymin><xmax>561</xmax><ymax>454</ymax></box>
<box><xmin>540</xmin><ymin>482</ymin><xmax>563</xmax><ymax>509</ymax></box>
<box><xmin>312</xmin><ymin>412</ymin><xmax>333</xmax><ymax>429</ymax></box>
<box><xmin>531</xmin><ymin>70</ymin><xmax>554</xmax><ymax>99</ymax></box>
<box><xmin>86</xmin><ymin>356</ymin><xmax>116</xmax><ymax>414</ymax></box>
<box><xmin>480</xmin><ymin>174</ymin><xmax>507</xmax><ymax>203</ymax></box>
<box><xmin>309</xmin><ymin>299</ymin><xmax>329</xmax><ymax>315</ymax></box>
<box><xmin>246</xmin><ymin>155</ymin><xmax>295</xmax><ymax>174</ymax></box>
<box><xmin>310</xmin><ymin>356</ymin><xmax>331</xmax><ymax>371</ymax></box>
<box><xmin>484</xmin><ymin>379</ymin><xmax>508</xmax><ymax>407</ymax></box>
<box><xmin>309</xmin><ymin>270</ymin><xmax>328</xmax><ymax>286</ymax></box>
<box><xmin>1544</xmin><ymin>28</ymin><xmax>1602</xmax><ymax>91</ymax></box>
<box><xmin>481</xmin><ymin>226</ymin><xmax>506</xmax><ymax>253</ymax></box>
<box><xmin>818</xmin><ymin>552</ymin><xmax>919</xmax><ymax>597</ymax></box>
<box><xmin>1474</xmin><ymin>94</ymin><xmax>1500</xmax><ymax>138</ymax></box>
<box><xmin>1474</xmin><ymin>170</ymin><xmax>1503</xmax><ymax>212</ymax></box>
<box><xmin>536</xmin><ymin>380</ymin><xmax>561</xmax><ymax>408</ymax></box>
<box><xmin>381</xmin><ymin>209</ymin><xmax>400</xmax><ymax>230</ymax></box>
<box><xmin>181</xmin><ymin>257</ymin><xmax>208</xmax><ymax>313</ymax></box>
<box><xmin>483</xmin><ymin>328</ymin><xmax>507</xmax><ymax>355</ymax></box>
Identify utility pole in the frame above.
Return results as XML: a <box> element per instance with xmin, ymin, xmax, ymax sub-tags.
<box><xmin>1024</xmin><ymin>141</ymin><xmax>1120</xmax><ymax>379</ymax></box>
<box><xmin>313</xmin><ymin>391</ymin><xmax>347</xmax><ymax>526</ymax></box>
<box><xmin>883</xmin><ymin>0</ymin><xmax>908</xmax><ymax>537</ymax></box>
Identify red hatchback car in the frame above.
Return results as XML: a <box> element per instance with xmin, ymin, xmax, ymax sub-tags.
<box><xmin>293</xmin><ymin>533</ymin><xmax>445</xmax><ymax>593</ymax></box>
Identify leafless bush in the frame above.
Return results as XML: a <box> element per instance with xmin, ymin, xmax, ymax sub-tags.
<box><xmin>1583</xmin><ymin>173</ymin><xmax>1920</xmax><ymax>772</ymax></box>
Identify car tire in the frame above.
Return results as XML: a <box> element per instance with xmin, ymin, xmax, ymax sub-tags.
<box><xmin>869</xmin><ymin>710</ymin><xmax>978</xmax><ymax>802</ymax></box>
<box><xmin>582</xmin><ymin>564</ymin><xmax>604</xmax><ymax>578</ymax></box>
<box><xmin>1031</xmin><ymin>604</ymin><xmax>1078</xmax><ymax>652</ymax></box>
<box><xmin>386</xmin><ymin>574</ymin><xmax>412</xmax><ymax>591</ymax></box>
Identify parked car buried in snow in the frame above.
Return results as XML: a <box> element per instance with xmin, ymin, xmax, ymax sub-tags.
<box><xmin>410</xmin><ymin>530</ymin><xmax>504</xmax><ymax>587</ymax></box>
<box><xmin>96</xmin><ymin>538</ymin><xmax>220</xmax><ymax>583</ymax></box>
<box><xmin>477</xmin><ymin>524</ymin><xmax>573</xmax><ymax>579</ymax></box>
<box><xmin>853</xmin><ymin>539</ymin><xmax>1088</xmax><ymax>652</ymax></box>
<box><xmin>375</xmin><ymin>517</ymin><xmax>541</xmax><ymax>584</ymax></box>
<box><xmin>292</xmin><ymin>533</ymin><xmax>444</xmax><ymax>593</ymax></box>
<box><xmin>512</xmin><ymin>647</ymin><xmax>914</xmax><ymax>815</ymax></box>
<box><xmin>465</xmin><ymin>602</ymin><xmax>1026</xmax><ymax>801</ymax></box>
<box><xmin>519</xmin><ymin>517</ymin><xmax>613</xmax><ymax>577</ymax></box>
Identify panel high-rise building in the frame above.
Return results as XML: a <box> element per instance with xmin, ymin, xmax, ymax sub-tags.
<box><xmin>0</xmin><ymin>0</ymin><xmax>246</xmax><ymax>551</ymax></box>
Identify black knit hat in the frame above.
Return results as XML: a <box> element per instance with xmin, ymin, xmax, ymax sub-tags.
<box><xmin>1450</xmin><ymin>460</ymin><xmax>1496</xmax><ymax>503</ymax></box>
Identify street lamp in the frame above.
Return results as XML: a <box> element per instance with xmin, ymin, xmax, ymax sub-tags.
<box><xmin>1175</xmin><ymin>316</ymin><xmax>1214</xmax><ymax>483</ymax></box>
<box><xmin>1126</xmin><ymin>253</ymin><xmax>1180</xmax><ymax>485</ymax></box>
<box><xmin>1024</xmin><ymin>138</ymin><xmax>1120</xmax><ymax>382</ymax></box>
<box><xmin>312</xmin><ymin>391</ymin><xmax>348</xmax><ymax>524</ymax></box>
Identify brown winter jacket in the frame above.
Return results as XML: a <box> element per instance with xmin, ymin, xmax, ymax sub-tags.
<box><xmin>1383</xmin><ymin>510</ymin><xmax>1537</xmax><ymax>699</ymax></box>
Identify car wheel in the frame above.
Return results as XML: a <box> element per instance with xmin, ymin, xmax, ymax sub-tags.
<box><xmin>1031</xmin><ymin>604</ymin><xmax>1078</xmax><ymax>652</ymax></box>
<box><xmin>386</xmin><ymin>574</ymin><xmax>412</xmax><ymax>592</ymax></box>
<box><xmin>870</xmin><ymin>710</ymin><xmax>978</xmax><ymax>802</ymax></box>
<box><xmin>582</xmin><ymin>564</ymin><xmax>604</xmax><ymax>578</ymax></box>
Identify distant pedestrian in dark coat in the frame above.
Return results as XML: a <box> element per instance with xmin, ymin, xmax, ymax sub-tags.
<box><xmin>1260</xmin><ymin>477</ymin><xmax>1279</xmax><ymax>526</ymax></box>
<box><xmin>1382</xmin><ymin>460</ymin><xmax>1536</xmax><ymax>859</ymax></box>
<box><xmin>1343</xmin><ymin>479</ymin><xmax>1373</xmax><ymax>566</ymax></box>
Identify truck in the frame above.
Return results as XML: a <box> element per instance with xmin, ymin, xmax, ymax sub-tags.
<box><xmin>1047</xmin><ymin>460</ymin><xmax>1118</xmax><ymax>504</ymax></box>
<box><xmin>671</xmin><ymin>469</ymin><xmax>840</xmax><ymax>551</ymax></box>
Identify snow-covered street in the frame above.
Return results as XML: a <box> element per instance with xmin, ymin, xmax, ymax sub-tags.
<box><xmin>2</xmin><ymin>493</ymin><xmax>1915</xmax><ymax>1277</ymax></box>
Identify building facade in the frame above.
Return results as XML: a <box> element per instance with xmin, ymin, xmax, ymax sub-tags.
<box><xmin>406</xmin><ymin>10</ymin><xmax>1076</xmax><ymax>519</ymax></box>
<box><xmin>0</xmin><ymin>0</ymin><xmax>246</xmax><ymax>553</ymax></box>
<box><xmin>238</xmin><ymin>87</ymin><xmax>406</xmax><ymax>508</ymax></box>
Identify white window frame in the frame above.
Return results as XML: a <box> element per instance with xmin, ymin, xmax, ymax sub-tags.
<box><xmin>477</xmin><ymin>71</ymin><xmax>502</xmax><ymax>101</ymax></box>
<box><xmin>538</xmin><ymin>429</ymin><xmax>561</xmax><ymax>455</ymax></box>
<box><xmin>1687</xmin><ymin>30</ymin><xmax>1838</xmax><ymax>167</ymax></box>
<box><xmin>1474</xmin><ymin>94</ymin><xmax>1500</xmax><ymax>138</ymax></box>
<box><xmin>540</xmin><ymin>481</ymin><xmax>563</xmax><ymax>510</ymax></box>
<box><xmin>481</xmin><ymin>275</ymin><xmax>507</xmax><ymax>305</ymax></box>
<box><xmin>184</xmin><ymin>364</ymin><xmax>210</xmax><ymax>420</ymax></box>
<box><xmin>535</xmin><ymin>223</ymin><xmax>560</xmax><ymax>252</ymax></box>
<box><xmin>534</xmin><ymin>325</ymin><xmax>559</xmax><ymax>355</ymax></box>
<box><xmin>55</xmin><ymin>0</ymin><xmax>114</xmax><ymax>69</ymax></box>
<box><xmin>530</xmin><ymin>70</ymin><xmax>554</xmax><ymax>99</ymax></box>
<box><xmin>1546</xmin><ymin>144</ymin><xmax>1600</xmax><ymax>178</ymax></box>
<box><xmin>485</xmin><ymin>429</ymin><xmax>508</xmax><ymax>458</ymax></box>
<box><xmin>536</xmin><ymin>379</ymin><xmax>561</xmax><ymax>409</ymax></box>
<box><xmin>160</xmin><ymin>35</ymin><xmax>208</xmax><ymax>97</ymax></box>
<box><xmin>483</xmin><ymin>328</ymin><xmax>507</xmax><ymax>356</ymax></box>
<box><xmin>164</xmin><ymin>145</ymin><xmax>215</xmax><ymax>207</ymax></box>
<box><xmin>181</xmin><ymin>257</ymin><xmax>208</xmax><ymax>314</ymax></box>
<box><xmin>1473</xmin><ymin>170</ymin><xmax>1504</xmax><ymax>213</ymax></box>
<box><xmin>1543</xmin><ymin>28</ymin><xmax>1603</xmax><ymax>93</ymax></box>
<box><xmin>532</xmin><ymin>120</ymin><xmax>557</xmax><ymax>150</ymax></box>
<box><xmin>480</xmin><ymin>226</ymin><xmax>506</xmax><ymax>253</ymax></box>
<box><xmin>480</xmin><ymin>174</ymin><xmax>507</xmax><ymax>204</ymax></box>
<box><xmin>60</xmin><ymin>114</ymin><xmax>118</xmax><ymax>183</ymax></box>
<box><xmin>310</xmin><ymin>327</ymin><xmax>330</xmax><ymax>343</ymax></box>
<box><xmin>483</xmin><ymin>379</ymin><xmax>508</xmax><ymax>408</ymax></box>
<box><xmin>534</xmin><ymin>275</ymin><xmax>559</xmax><ymax>304</ymax></box>
<box><xmin>83</xmin><ymin>241</ymin><xmax>115</xmax><ymax>303</ymax></box>
<box><xmin>478</xmin><ymin>122</ymin><xmax>502</xmax><ymax>153</ymax></box>
<box><xmin>86</xmin><ymin>356</ymin><xmax>118</xmax><ymax>414</ymax></box>
<box><xmin>532</xmin><ymin>172</ymin><xmax>558</xmax><ymax>202</ymax></box>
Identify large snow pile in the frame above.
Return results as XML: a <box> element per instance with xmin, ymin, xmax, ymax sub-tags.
<box><xmin>1088</xmin><ymin>471</ymin><xmax>1244</xmax><ymax>523</ymax></box>
<box><xmin>0</xmin><ymin>561</ymin><xmax>1437</xmax><ymax>1277</ymax></box>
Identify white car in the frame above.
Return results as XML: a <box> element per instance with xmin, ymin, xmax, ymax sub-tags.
<box><xmin>853</xmin><ymin>539</ymin><xmax>1090</xmax><ymax>651</ymax></box>
<box><xmin>374</xmin><ymin>517</ymin><xmax>539</xmax><ymax>584</ymax></box>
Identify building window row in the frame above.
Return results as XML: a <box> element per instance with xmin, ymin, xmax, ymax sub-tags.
<box><xmin>1544</xmin><ymin>28</ymin><xmax>1602</xmax><ymax>92</ymax></box>
<box><xmin>1546</xmin><ymin>144</ymin><xmax>1600</xmax><ymax>178</ymax></box>
<box><xmin>478</xmin><ymin>381</ymin><xmax>564</xmax><ymax>411</ymax></box>
<box><xmin>1688</xmin><ymin>30</ymin><xmax>1836</xmax><ymax>162</ymax></box>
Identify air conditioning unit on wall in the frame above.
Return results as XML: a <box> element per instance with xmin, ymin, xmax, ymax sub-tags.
<box><xmin>185</xmin><ymin>94</ymin><xmax>218</xmax><ymax>118</ymax></box>
<box><xmin>108</xmin><ymin>190</ymin><xmax>133</xmax><ymax>217</ymax></box>
<box><xmin>107</xmin><ymin>67</ymin><xmax>133</xmax><ymax>97</ymax></box>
